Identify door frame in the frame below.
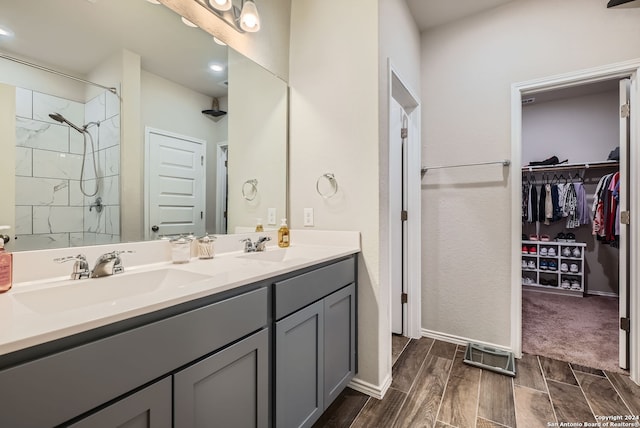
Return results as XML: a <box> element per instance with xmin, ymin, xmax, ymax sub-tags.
<box><xmin>216</xmin><ymin>143</ymin><xmax>228</xmax><ymax>234</ymax></box>
<box><xmin>510</xmin><ymin>59</ymin><xmax>640</xmax><ymax>382</ymax></box>
<box><xmin>143</xmin><ymin>126</ymin><xmax>207</xmax><ymax>240</ymax></box>
<box><xmin>388</xmin><ymin>62</ymin><xmax>422</xmax><ymax>339</ymax></box>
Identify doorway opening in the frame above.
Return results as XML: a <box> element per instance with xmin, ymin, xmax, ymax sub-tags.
<box><xmin>511</xmin><ymin>60</ymin><xmax>640</xmax><ymax>382</ymax></box>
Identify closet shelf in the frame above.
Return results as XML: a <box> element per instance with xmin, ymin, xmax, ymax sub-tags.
<box><xmin>521</xmin><ymin>160</ymin><xmax>619</xmax><ymax>173</ymax></box>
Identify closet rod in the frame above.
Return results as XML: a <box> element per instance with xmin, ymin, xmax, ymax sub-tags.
<box><xmin>521</xmin><ymin>160</ymin><xmax>619</xmax><ymax>173</ymax></box>
<box><xmin>0</xmin><ymin>53</ymin><xmax>119</xmax><ymax>96</ymax></box>
<box><xmin>421</xmin><ymin>159</ymin><xmax>510</xmax><ymax>175</ymax></box>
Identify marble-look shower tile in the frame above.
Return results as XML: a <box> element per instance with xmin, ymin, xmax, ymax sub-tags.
<box><xmin>33</xmin><ymin>206</ymin><xmax>85</xmax><ymax>234</ymax></box>
<box><xmin>100</xmin><ymin>176</ymin><xmax>119</xmax><ymax>205</ymax></box>
<box><xmin>105</xmin><ymin>205</ymin><xmax>120</xmax><ymax>235</ymax></box>
<box><xmin>96</xmin><ymin>233</ymin><xmax>119</xmax><ymax>245</ymax></box>
<box><xmin>15</xmin><ymin>206</ymin><xmax>32</xmax><ymax>235</ymax></box>
<box><xmin>70</xmin><ymin>232</ymin><xmax>85</xmax><ymax>247</ymax></box>
<box><xmin>32</xmin><ymin>92</ymin><xmax>84</xmax><ymax>126</ymax></box>
<box><xmin>16</xmin><ymin>118</ymin><xmax>69</xmax><ymax>152</ymax></box>
<box><xmin>69</xmin><ymin>129</ymin><xmax>85</xmax><ymax>155</ymax></box>
<box><xmin>82</xmin><ymin>232</ymin><xmax>97</xmax><ymax>246</ymax></box>
<box><xmin>16</xmin><ymin>87</ymin><xmax>33</xmax><ymax>118</ymax></box>
<box><xmin>84</xmin><ymin>207</ymin><xmax>106</xmax><ymax>234</ymax></box>
<box><xmin>101</xmin><ymin>145</ymin><xmax>120</xmax><ymax>176</ymax></box>
<box><xmin>15</xmin><ymin>177</ymin><xmax>69</xmax><ymax>206</ymax></box>
<box><xmin>15</xmin><ymin>147</ymin><xmax>33</xmax><ymax>176</ymax></box>
<box><xmin>99</xmin><ymin>115</ymin><xmax>120</xmax><ymax>150</ymax></box>
<box><xmin>69</xmin><ymin>180</ymin><xmax>85</xmax><ymax>206</ymax></box>
<box><xmin>106</xmin><ymin>89</ymin><xmax>120</xmax><ymax>119</ymax></box>
<box><xmin>13</xmin><ymin>233</ymin><xmax>70</xmax><ymax>251</ymax></box>
<box><xmin>85</xmin><ymin>92</ymin><xmax>106</xmax><ymax>123</ymax></box>
<box><xmin>32</xmin><ymin>150</ymin><xmax>82</xmax><ymax>180</ymax></box>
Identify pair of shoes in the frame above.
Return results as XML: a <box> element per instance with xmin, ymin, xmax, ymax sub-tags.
<box><xmin>572</xmin><ymin>248</ymin><xmax>581</xmax><ymax>258</ymax></box>
<box><xmin>540</xmin><ymin>260</ymin><xmax>548</xmax><ymax>270</ymax></box>
<box><xmin>562</xmin><ymin>247</ymin><xmax>572</xmax><ymax>257</ymax></box>
<box><xmin>560</xmin><ymin>263</ymin><xmax>569</xmax><ymax>272</ymax></box>
<box><xmin>570</xmin><ymin>263</ymin><xmax>579</xmax><ymax>273</ymax></box>
<box><xmin>547</xmin><ymin>261</ymin><xmax>558</xmax><ymax>271</ymax></box>
<box><xmin>565</xmin><ymin>232</ymin><xmax>576</xmax><ymax>242</ymax></box>
<box><xmin>540</xmin><ymin>278</ymin><xmax>558</xmax><ymax>287</ymax></box>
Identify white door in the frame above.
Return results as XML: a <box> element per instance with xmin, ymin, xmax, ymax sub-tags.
<box><xmin>216</xmin><ymin>144</ymin><xmax>228</xmax><ymax>234</ymax></box>
<box><xmin>146</xmin><ymin>128</ymin><xmax>206</xmax><ymax>239</ymax></box>
<box><xmin>390</xmin><ymin>98</ymin><xmax>408</xmax><ymax>334</ymax></box>
<box><xmin>619</xmin><ymin>78</ymin><xmax>631</xmax><ymax>369</ymax></box>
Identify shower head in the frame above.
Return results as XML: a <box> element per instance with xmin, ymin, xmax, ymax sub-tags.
<box><xmin>49</xmin><ymin>112</ymin><xmax>85</xmax><ymax>133</ymax></box>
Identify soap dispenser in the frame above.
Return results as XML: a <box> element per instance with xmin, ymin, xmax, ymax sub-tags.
<box><xmin>278</xmin><ymin>219</ymin><xmax>290</xmax><ymax>248</ymax></box>
<box><xmin>0</xmin><ymin>226</ymin><xmax>13</xmax><ymax>293</ymax></box>
<box><xmin>255</xmin><ymin>218</ymin><xmax>264</xmax><ymax>232</ymax></box>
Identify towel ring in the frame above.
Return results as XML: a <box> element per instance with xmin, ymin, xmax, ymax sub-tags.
<box><xmin>316</xmin><ymin>173</ymin><xmax>338</xmax><ymax>199</ymax></box>
<box><xmin>242</xmin><ymin>179</ymin><xmax>258</xmax><ymax>201</ymax></box>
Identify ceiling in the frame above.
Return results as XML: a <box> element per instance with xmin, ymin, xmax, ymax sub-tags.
<box><xmin>405</xmin><ymin>0</ymin><xmax>516</xmax><ymax>32</ymax></box>
<box><xmin>0</xmin><ymin>0</ymin><xmax>229</xmax><ymax>98</ymax></box>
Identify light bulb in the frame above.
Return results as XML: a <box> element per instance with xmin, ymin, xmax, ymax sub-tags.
<box><xmin>240</xmin><ymin>0</ymin><xmax>261</xmax><ymax>32</ymax></box>
<box><xmin>209</xmin><ymin>0</ymin><xmax>232</xmax><ymax>11</ymax></box>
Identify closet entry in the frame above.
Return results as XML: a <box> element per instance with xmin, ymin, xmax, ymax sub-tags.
<box><xmin>520</xmin><ymin>78</ymin><xmax>630</xmax><ymax>371</ymax></box>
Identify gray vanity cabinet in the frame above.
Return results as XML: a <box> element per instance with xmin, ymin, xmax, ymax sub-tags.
<box><xmin>274</xmin><ymin>257</ymin><xmax>357</xmax><ymax>428</ymax></box>
<box><xmin>68</xmin><ymin>377</ymin><xmax>172</xmax><ymax>428</ymax></box>
<box><xmin>174</xmin><ymin>328</ymin><xmax>269</xmax><ymax>428</ymax></box>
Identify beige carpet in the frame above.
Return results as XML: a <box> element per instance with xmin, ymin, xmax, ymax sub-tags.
<box><xmin>522</xmin><ymin>289</ymin><xmax>625</xmax><ymax>373</ymax></box>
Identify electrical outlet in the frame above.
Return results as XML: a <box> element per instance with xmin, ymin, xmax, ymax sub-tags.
<box><xmin>267</xmin><ymin>208</ymin><xmax>276</xmax><ymax>225</ymax></box>
<box><xmin>304</xmin><ymin>208</ymin><xmax>314</xmax><ymax>227</ymax></box>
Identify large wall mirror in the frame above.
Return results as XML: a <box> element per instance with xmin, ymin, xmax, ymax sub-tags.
<box><xmin>0</xmin><ymin>0</ymin><xmax>288</xmax><ymax>252</ymax></box>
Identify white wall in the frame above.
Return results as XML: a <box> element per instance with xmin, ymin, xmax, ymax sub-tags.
<box><xmin>420</xmin><ymin>0</ymin><xmax>640</xmax><ymax>348</ymax></box>
<box><xmin>141</xmin><ymin>70</ymin><xmax>224</xmax><ymax>234</ymax></box>
<box><xmin>227</xmin><ymin>49</ymin><xmax>287</xmax><ymax>232</ymax></box>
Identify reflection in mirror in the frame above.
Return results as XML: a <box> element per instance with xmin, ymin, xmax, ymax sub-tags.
<box><xmin>0</xmin><ymin>0</ymin><xmax>288</xmax><ymax>251</ymax></box>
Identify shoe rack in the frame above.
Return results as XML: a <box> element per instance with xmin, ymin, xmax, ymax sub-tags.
<box><xmin>521</xmin><ymin>240</ymin><xmax>586</xmax><ymax>295</ymax></box>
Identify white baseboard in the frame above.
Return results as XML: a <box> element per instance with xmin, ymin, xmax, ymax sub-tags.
<box><xmin>586</xmin><ymin>290</ymin><xmax>619</xmax><ymax>298</ymax></box>
<box><xmin>421</xmin><ymin>329</ymin><xmax>512</xmax><ymax>354</ymax></box>
<box><xmin>348</xmin><ymin>373</ymin><xmax>391</xmax><ymax>400</ymax></box>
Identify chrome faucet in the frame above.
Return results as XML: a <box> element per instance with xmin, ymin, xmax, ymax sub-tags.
<box><xmin>240</xmin><ymin>236</ymin><xmax>271</xmax><ymax>252</ymax></box>
<box><xmin>54</xmin><ymin>254</ymin><xmax>90</xmax><ymax>280</ymax></box>
<box><xmin>91</xmin><ymin>250</ymin><xmax>134</xmax><ymax>278</ymax></box>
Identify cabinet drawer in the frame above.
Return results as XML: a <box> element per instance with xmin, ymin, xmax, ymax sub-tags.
<box><xmin>274</xmin><ymin>257</ymin><xmax>355</xmax><ymax>320</ymax></box>
<box><xmin>0</xmin><ymin>286</ymin><xmax>268</xmax><ymax>428</ymax></box>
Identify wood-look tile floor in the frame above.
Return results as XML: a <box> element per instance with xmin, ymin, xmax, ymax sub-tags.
<box><xmin>313</xmin><ymin>336</ymin><xmax>640</xmax><ymax>428</ymax></box>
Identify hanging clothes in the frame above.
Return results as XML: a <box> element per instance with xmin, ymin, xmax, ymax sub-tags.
<box><xmin>565</xmin><ymin>183</ymin><xmax>580</xmax><ymax>229</ymax></box>
<box><xmin>592</xmin><ymin>171</ymin><xmax>620</xmax><ymax>246</ymax></box>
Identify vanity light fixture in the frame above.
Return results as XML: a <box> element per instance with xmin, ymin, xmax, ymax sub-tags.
<box><xmin>181</xmin><ymin>16</ymin><xmax>199</xmax><ymax>27</ymax></box>
<box><xmin>198</xmin><ymin>0</ymin><xmax>261</xmax><ymax>33</ymax></box>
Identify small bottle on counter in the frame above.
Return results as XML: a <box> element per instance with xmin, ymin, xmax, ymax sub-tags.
<box><xmin>0</xmin><ymin>227</ymin><xmax>13</xmax><ymax>293</ymax></box>
<box><xmin>170</xmin><ymin>236</ymin><xmax>192</xmax><ymax>264</ymax></box>
<box><xmin>255</xmin><ymin>218</ymin><xmax>264</xmax><ymax>232</ymax></box>
<box><xmin>278</xmin><ymin>219</ymin><xmax>290</xmax><ymax>248</ymax></box>
<box><xmin>197</xmin><ymin>234</ymin><xmax>216</xmax><ymax>259</ymax></box>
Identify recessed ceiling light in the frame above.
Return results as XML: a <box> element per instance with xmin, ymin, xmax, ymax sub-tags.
<box><xmin>209</xmin><ymin>64</ymin><xmax>224</xmax><ymax>72</ymax></box>
<box><xmin>0</xmin><ymin>26</ymin><xmax>15</xmax><ymax>37</ymax></box>
<box><xmin>213</xmin><ymin>37</ymin><xmax>227</xmax><ymax>46</ymax></box>
<box><xmin>181</xmin><ymin>17</ymin><xmax>198</xmax><ymax>28</ymax></box>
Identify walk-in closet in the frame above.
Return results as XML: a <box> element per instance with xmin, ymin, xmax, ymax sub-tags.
<box><xmin>520</xmin><ymin>79</ymin><xmax>627</xmax><ymax>372</ymax></box>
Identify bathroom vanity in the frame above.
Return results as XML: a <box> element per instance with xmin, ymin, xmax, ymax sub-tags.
<box><xmin>0</xmin><ymin>232</ymin><xmax>359</xmax><ymax>428</ymax></box>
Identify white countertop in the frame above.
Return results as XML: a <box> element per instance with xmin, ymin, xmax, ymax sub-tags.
<box><xmin>0</xmin><ymin>231</ymin><xmax>360</xmax><ymax>357</ymax></box>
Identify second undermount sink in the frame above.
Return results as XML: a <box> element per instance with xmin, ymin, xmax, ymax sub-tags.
<box><xmin>238</xmin><ymin>248</ymin><xmax>308</xmax><ymax>263</ymax></box>
<box><xmin>14</xmin><ymin>269</ymin><xmax>211</xmax><ymax>314</ymax></box>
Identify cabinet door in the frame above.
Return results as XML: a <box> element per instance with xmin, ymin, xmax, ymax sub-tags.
<box><xmin>68</xmin><ymin>377</ymin><xmax>171</xmax><ymax>428</ymax></box>
<box><xmin>174</xmin><ymin>328</ymin><xmax>269</xmax><ymax>428</ymax></box>
<box><xmin>324</xmin><ymin>283</ymin><xmax>356</xmax><ymax>407</ymax></box>
<box><xmin>276</xmin><ymin>300</ymin><xmax>324</xmax><ymax>428</ymax></box>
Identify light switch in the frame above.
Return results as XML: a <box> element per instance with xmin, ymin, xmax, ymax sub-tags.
<box><xmin>267</xmin><ymin>208</ymin><xmax>276</xmax><ymax>225</ymax></box>
<box><xmin>304</xmin><ymin>208</ymin><xmax>314</xmax><ymax>227</ymax></box>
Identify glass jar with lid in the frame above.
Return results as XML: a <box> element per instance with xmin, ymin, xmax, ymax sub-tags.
<box><xmin>170</xmin><ymin>236</ymin><xmax>192</xmax><ymax>263</ymax></box>
<box><xmin>197</xmin><ymin>234</ymin><xmax>216</xmax><ymax>259</ymax></box>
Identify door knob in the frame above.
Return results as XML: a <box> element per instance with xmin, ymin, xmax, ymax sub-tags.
<box><xmin>151</xmin><ymin>225</ymin><xmax>159</xmax><ymax>232</ymax></box>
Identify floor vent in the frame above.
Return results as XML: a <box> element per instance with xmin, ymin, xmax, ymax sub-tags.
<box><xmin>463</xmin><ymin>343</ymin><xmax>516</xmax><ymax>377</ymax></box>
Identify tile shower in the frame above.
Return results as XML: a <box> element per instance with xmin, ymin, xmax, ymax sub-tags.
<box><xmin>14</xmin><ymin>88</ymin><xmax>120</xmax><ymax>251</ymax></box>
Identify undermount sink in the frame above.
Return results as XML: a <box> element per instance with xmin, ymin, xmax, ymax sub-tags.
<box><xmin>238</xmin><ymin>248</ymin><xmax>308</xmax><ymax>263</ymax></box>
<box><xmin>14</xmin><ymin>269</ymin><xmax>211</xmax><ymax>314</ymax></box>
